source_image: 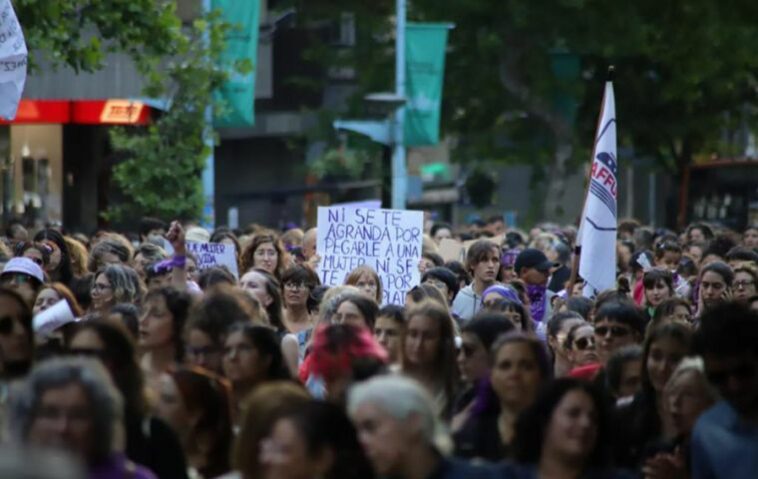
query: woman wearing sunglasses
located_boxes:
[14,241,51,271]
[565,321,599,371]
[1,257,45,308]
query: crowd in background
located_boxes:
[0,214,756,479]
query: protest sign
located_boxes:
[438,238,464,263]
[0,0,27,120]
[317,206,423,305]
[186,241,239,279]
[33,300,77,337]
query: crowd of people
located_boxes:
[0,215,756,479]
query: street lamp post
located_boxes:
[333,0,408,210]
[392,0,407,210]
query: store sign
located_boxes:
[99,100,144,123]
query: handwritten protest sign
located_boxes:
[317,206,423,305]
[187,241,239,279]
[0,0,27,120]
[33,300,77,337]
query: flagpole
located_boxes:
[567,65,615,296]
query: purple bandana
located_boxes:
[527,284,547,323]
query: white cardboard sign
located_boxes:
[317,206,423,305]
[33,300,77,336]
[186,241,239,279]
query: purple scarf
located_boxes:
[527,284,547,323]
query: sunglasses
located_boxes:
[0,273,33,285]
[574,336,595,350]
[594,325,631,338]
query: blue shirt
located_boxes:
[691,400,758,479]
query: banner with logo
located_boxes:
[212,0,259,127]
[577,81,618,297]
[404,23,450,146]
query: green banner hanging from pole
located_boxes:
[404,22,451,146]
[212,0,259,127]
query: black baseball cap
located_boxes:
[514,248,556,273]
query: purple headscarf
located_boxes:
[481,284,522,306]
[501,249,520,269]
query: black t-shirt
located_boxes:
[125,415,189,479]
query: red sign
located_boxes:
[0,99,152,125]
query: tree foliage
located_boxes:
[15,0,179,72]
[290,0,758,219]
[15,1,247,223]
[412,0,758,217]
[106,10,241,222]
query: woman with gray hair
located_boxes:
[9,357,156,479]
[348,375,499,479]
[88,237,132,273]
[90,264,143,315]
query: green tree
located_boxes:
[16,0,179,72]
[106,10,245,222]
[411,0,758,221]
[16,1,249,223]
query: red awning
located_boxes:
[0,99,153,125]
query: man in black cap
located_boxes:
[514,248,557,328]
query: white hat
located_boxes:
[2,257,44,283]
[185,226,211,243]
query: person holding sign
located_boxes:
[452,241,501,322]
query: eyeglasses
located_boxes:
[91,283,112,293]
[26,256,44,266]
[734,280,755,289]
[284,282,307,291]
[574,336,595,350]
[0,273,33,285]
[594,325,631,338]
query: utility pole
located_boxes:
[201,0,215,228]
[392,0,407,210]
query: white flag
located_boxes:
[577,81,617,297]
[0,0,27,120]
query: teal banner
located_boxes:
[213,0,259,127]
[404,23,451,146]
